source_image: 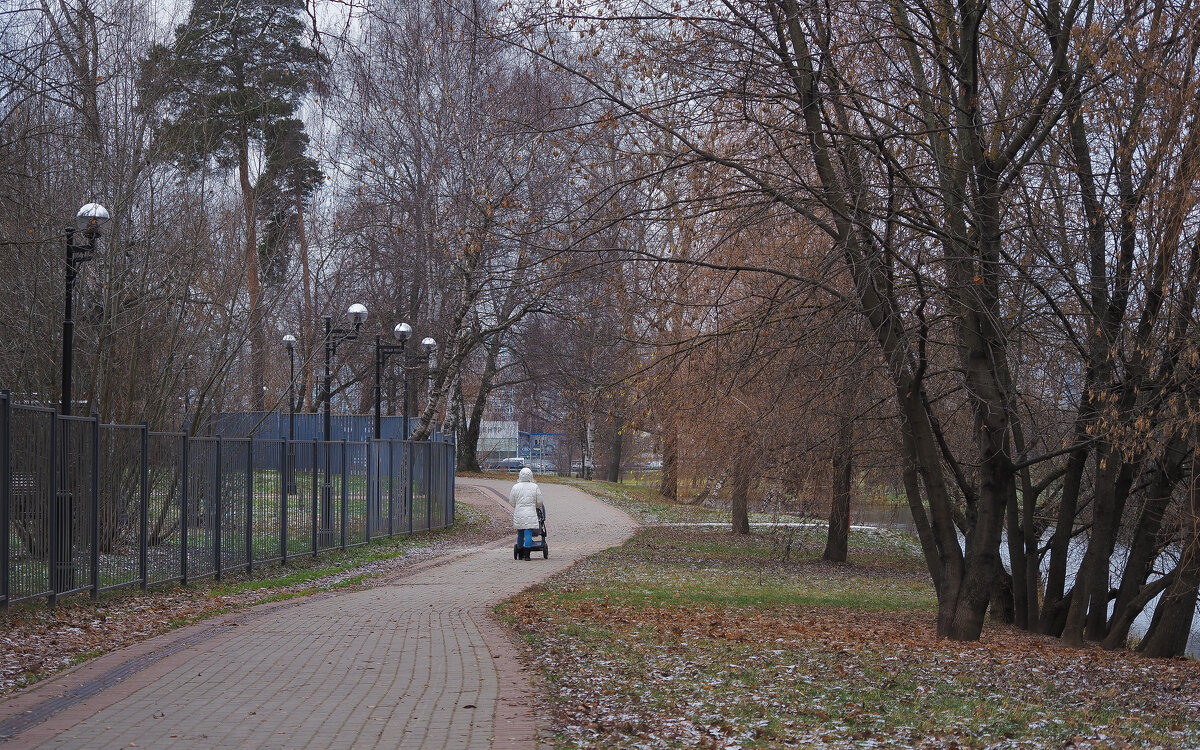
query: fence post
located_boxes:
[365,441,373,545]
[139,423,149,591]
[181,432,189,586]
[311,437,318,557]
[90,414,99,600]
[1,391,10,610]
[426,442,432,531]
[281,438,288,566]
[215,435,223,582]
[246,437,254,576]
[449,442,456,525]
[340,439,348,551]
[407,440,413,534]
[48,409,59,606]
[387,441,394,538]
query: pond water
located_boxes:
[854,503,1200,657]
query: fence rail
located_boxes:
[0,393,455,608]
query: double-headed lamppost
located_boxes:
[375,323,411,440]
[319,303,367,546]
[55,203,109,593]
[282,334,297,494]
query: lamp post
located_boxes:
[319,303,366,546]
[283,334,297,494]
[402,341,412,439]
[61,204,109,416]
[53,203,109,595]
[375,323,411,440]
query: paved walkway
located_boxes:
[0,479,637,749]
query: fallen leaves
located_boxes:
[502,527,1200,749]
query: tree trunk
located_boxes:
[585,418,595,479]
[606,419,623,482]
[1004,478,1028,628]
[442,371,463,438]
[1040,436,1090,634]
[1019,459,1042,630]
[1139,456,1200,658]
[660,428,678,501]
[239,133,265,411]
[730,462,751,535]
[1085,453,1135,640]
[296,193,315,412]
[459,417,482,472]
[1102,571,1177,651]
[1062,444,1131,645]
[897,384,968,637]
[455,336,503,471]
[1105,436,1187,648]
[823,415,852,562]
[1139,547,1200,658]
[989,568,1016,624]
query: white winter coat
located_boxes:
[510,468,545,530]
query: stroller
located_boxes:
[514,505,549,560]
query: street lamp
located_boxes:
[54,202,108,595]
[61,203,109,415]
[375,322,411,440]
[283,334,297,494]
[323,303,367,442]
[320,303,367,546]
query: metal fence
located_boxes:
[205,411,450,443]
[0,393,456,608]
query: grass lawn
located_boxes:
[500,493,1200,748]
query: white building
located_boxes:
[477,420,520,459]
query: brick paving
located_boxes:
[0,479,635,749]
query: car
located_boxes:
[482,456,526,471]
[496,456,527,472]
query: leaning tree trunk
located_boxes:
[1139,460,1200,658]
[1139,545,1200,658]
[1105,437,1187,648]
[1040,439,1090,634]
[1062,444,1129,645]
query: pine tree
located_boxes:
[139,0,326,410]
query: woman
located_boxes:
[510,467,544,560]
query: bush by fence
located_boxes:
[0,393,455,608]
